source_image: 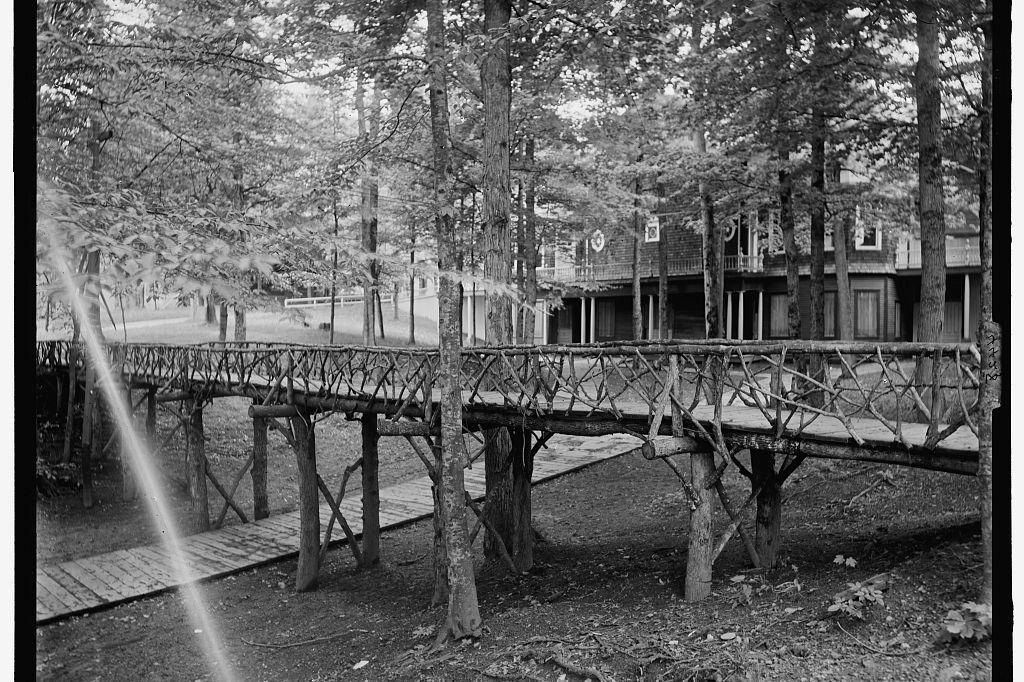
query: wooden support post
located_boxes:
[184,397,210,533]
[290,410,320,591]
[361,412,381,567]
[146,386,157,446]
[509,426,533,572]
[122,387,137,501]
[685,355,716,601]
[251,410,269,520]
[750,449,782,569]
[81,364,96,509]
[62,347,78,465]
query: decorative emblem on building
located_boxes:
[591,229,606,252]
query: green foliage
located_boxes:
[828,581,885,620]
[36,456,78,498]
[939,602,992,643]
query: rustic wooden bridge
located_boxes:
[36,338,981,614]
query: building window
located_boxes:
[824,292,836,338]
[597,300,615,338]
[854,225,881,250]
[540,244,555,269]
[770,294,788,337]
[824,229,834,252]
[854,290,880,338]
[894,301,902,339]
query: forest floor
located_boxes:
[35,399,992,681]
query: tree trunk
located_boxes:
[977,3,994,605]
[233,307,246,341]
[205,296,217,325]
[409,246,416,345]
[232,128,247,342]
[361,412,381,567]
[218,301,229,342]
[481,0,528,571]
[357,77,381,346]
[915,1,947,421]
[427,0,483,637]
[657,184,669,339]
[330,198,340,344]
[522,138,539,344]
[695,128,722,339]
[688,27,719,596]
[515,177,525,343]
[632,160,644,340]
[481,0,513,346]
[809,109,825,342]
[375,289,385,341]
[779,141,800,339]
[829,164,854,340]
[808,107,827,405]
[915,1,947,344]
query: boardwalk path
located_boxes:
[35,433,639,625]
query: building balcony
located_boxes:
[536,254,763,283]
[894,239,980,270]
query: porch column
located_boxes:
[738,290,745,341]
[758,291,764,341]
[726,292,733,339]
[589,297,596,343]
[647,294,655,339]
[962,274,971,340]
[542,300,549,345]
[580,297,587,343]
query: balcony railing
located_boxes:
[894,241,980,270]
[537,254,762,283]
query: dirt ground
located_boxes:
[36,408,993,681]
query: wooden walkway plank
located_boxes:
[37,568,90,612]
[36,436,640,624]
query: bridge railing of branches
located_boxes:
[36,339,980,452]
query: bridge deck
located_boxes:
[35,433,638,624]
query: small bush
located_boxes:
[938,602,992,643]
[828,580,885,620]
[36,456,78,497]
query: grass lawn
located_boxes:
[37,300,441,347]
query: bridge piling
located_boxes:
[290,410,320,591]
[251,408,269,520]
[121,386,137,502]
[360,412,381,567]
[145,387,156,447]
[750,450,782,569]
[184,397,210,533]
